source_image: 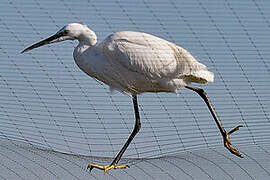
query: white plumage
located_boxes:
[73,27,214,94]
[22,23,242,173]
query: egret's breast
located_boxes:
[73,45,101,78]
[73,44,120,90]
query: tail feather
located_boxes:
[184,70,214,84]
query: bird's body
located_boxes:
[74,30,214,94]
[22,23,242,173]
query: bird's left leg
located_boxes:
[88,95,141,172]
[185,85,243,158]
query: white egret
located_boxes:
[22,23,242,172]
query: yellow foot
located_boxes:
[87,163,129,173]
[223,125,243,158]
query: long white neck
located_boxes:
[73,28,99,62]
[77,28,97,46]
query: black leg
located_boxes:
[110,94,141,165]
[88,95,142,172]
[185,85,243,158]
[185,85,226,135]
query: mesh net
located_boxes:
[0,0,270,179]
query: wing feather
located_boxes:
[100,31,214,88]
[100,32,180,79]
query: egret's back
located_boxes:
[97,31,214,94]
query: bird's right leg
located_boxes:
[185,85,243,158]
[88,95,141,172]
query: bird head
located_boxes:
[21,23,97,53]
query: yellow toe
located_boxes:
[88,163,129,173]
[222,125,243,158]
[224,135,242,158]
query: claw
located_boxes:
[223,125,243,158]
[227,125,243,136]
[87,163,129,173]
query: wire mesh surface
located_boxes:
[1,138,270,180]
[0,0,270,179]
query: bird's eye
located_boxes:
[60,30,69,36]
[63,30,69,35]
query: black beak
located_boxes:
[21,33,62,53]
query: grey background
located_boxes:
[0,0,269,179]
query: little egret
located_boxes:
[22,23,242,172]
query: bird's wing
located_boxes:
[100,31,213,83]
